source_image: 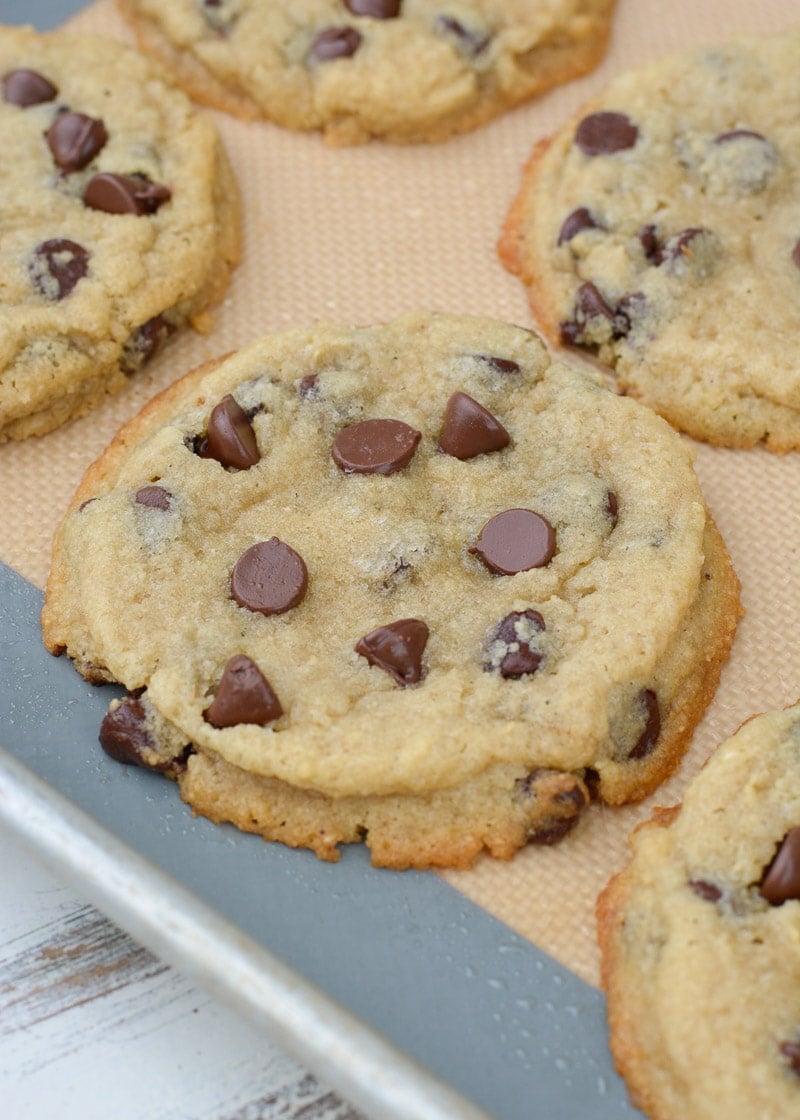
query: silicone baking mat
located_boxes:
[2,0,799,1115]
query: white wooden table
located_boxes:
[0,826,362,1120]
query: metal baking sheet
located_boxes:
[1,2,641,1116]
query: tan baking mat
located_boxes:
[4,0,799,987]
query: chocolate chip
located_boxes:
[45,110,108,172]
[120,315,172,375]
[299,373,320,399]
[628,689,661,759]
[480,355,521,375]
[639,224,664,264]
[514,769,588,844]
[560,281,632,346]
[780,1041,800,1075]
[470,509,555,575]
[83,172,171,215]
[135,485,172,510]
[434,15,490,55]
[605,490,619,524]
[760,828,800,905]
[793,239,800,270]
[355,618,429,686]
[99,696,153,767]
[203,655,283,727]
[488,610,545,678]
[332,418,421,475]
[714,128,768,145]
[201,394,260,470]
[663,227,707,262]
[29,238,89,300]
[558,207,603,245]
[689,879,723,902]
[231,538,308,615]
[575,111,638,156]
[439,392,509,460]
[2,68,57,106]
[345,0,401,16]
[310,26,363,61]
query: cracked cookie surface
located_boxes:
[500,31,800,450]
[42,311,740,868]
[117,0,615,144]
[598,706,800,1119]
[0,24,240,442]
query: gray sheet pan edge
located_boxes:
[0,564,639,1120]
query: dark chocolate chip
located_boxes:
[29,238,89,300]
[310,26,363,61]
[120,315,172,375]
[514,769,588,844]
[434,15,490,55]
[628,689,661,759]
[201,394,260,470]
[355,618,429,686]
[689,879,723,902]
[332,418,421,475]
[299,373,320,399]
[488,610,545,678]
[45,110,108,172]
[760,828,800,905]
[662,227,707,264]
[605,490,619,524]
[83,172,171,215]
[575,111,638,156]
[780,1041,800,1075]
[99,696,153,767]
[470,509,555,575]
[203,654,283,727]
[345,0,401,16]
[231,538,308,615]
[135,485,172,510]
[639,223,664,264]
[558,207,603,245]
[480,355,521,375]
[560,281,632,346]
[439,392,509,460]
[2,68,57,106]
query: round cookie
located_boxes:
[42,311,740,869]
[499,31,800,450]
[597,705,800,1120]
[117,0,616,145]
[0,25,240,442]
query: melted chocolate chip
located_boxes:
[310,26,363,61]
[628,689,661,759]
[558,207,603,245]
[780,1041,800,1075]
[332,418,421,475]
[46,110,108,172]
[639,224,664,264]
[231,538,308,615]
[204,655,283,727]
[2,68,57,106]
[480,355,521,375]
[29,238,89,300]
[575,111,638,156]
[201,394,260,470]
[689,879,723,902]
[83,172,171,215]
[135,485,172,510]
[355,618,429,686]
[514,769,588,844]
[439,392,509,460]
[760,828,800,905]
[489,610,546,678]
[560,281,632,346]
[120,315,172,375]
[99,696,153,767]
[470,509,555,575]
[345,0,400,16]
[434,15,490,55]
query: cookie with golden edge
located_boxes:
[500,31,800,450]
[43,311,740,868]
[118,0,616,144]
[0,24,240,442]
[598,705,800,1119]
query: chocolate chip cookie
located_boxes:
[499,31,800,450]
[598,705,800,1119]
[0,24,240,442]
[42,311,740,868]
[117,0,616,144]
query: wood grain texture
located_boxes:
[0,830,364,1120]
